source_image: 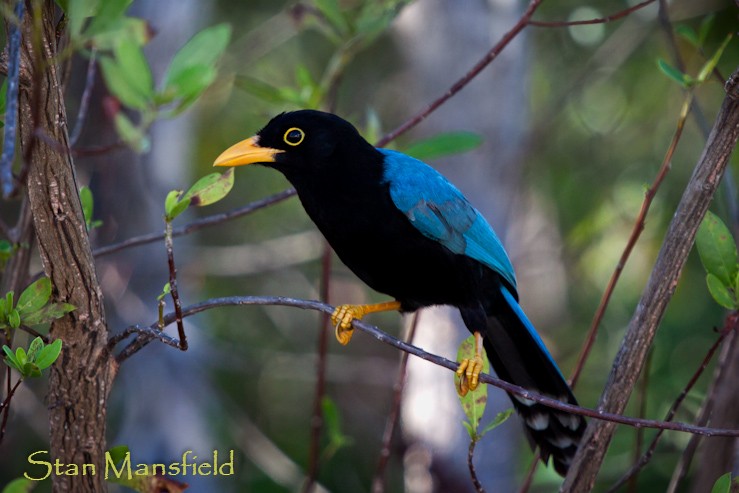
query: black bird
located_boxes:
[214,110,585,475]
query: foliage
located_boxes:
[0,278,75,332]
[696,211,739,309]
[3,337,62,379]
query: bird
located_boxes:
[213,109,585,476]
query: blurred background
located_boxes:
[2,0,738,491]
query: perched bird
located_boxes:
[214,110,585,475]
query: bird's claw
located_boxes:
[331,304,364,345]
[456,355,484,397]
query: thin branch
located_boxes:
[376,0,544,147]
[562,66,739,492]
[303,242,332,493]
[528,0,657,28]
[164,220,187,351]
[570,91,694,387]
[93,189,296,258]
[371,312,420,493]
[0,376,22,443]
[68,48,97,147]
[468,439,485,493]
[605,318,735,493]
[111,295,739,438]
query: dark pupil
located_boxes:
[287,130,302,143]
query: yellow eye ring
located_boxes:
[283,127,305,146]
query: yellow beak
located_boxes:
[213,136,283,167]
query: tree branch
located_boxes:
[561,66,739,492]
[110,295,739,438]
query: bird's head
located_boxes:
[213,110,375,178]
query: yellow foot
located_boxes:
[456,355,484,396]
[330,301,402,346]
[332,304,361,346]
[456,331,485,397]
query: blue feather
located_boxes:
[499,283,564,380]
[379,148,517,290]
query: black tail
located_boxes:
[472,284,586,476]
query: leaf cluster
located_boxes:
[2,337,62,379]
[0,278,75,332]
[696,211,739,310]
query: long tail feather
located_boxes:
[482,284,586,476]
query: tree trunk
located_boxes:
[18,2,114,491]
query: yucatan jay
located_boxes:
[214,110,585,475]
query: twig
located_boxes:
[528,0,657,27]
[164,220,187,351]
[303,242,332,493]
[0,376,23,444]
[375,0,544,147]
[606,318,735,493]
[665,327,739,493]
[93,189,296,258]
[569,91,694,387]
[0,0,25,198]
[110,295,739,437]
[371,312,420,493]
[68,48,97,146]
[562,66,739,492]
[468,439,485,493]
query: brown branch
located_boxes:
[570,91,693,387]
[111,295,739,438]
[561,66,739,492]
[528,0,657,27]
[606,318,735,493]
[468,439,486,493]
[164,220,187,351]
[371,312,420,493]
[303,242,332,493]
[375,0,544,147]
[93,188,296,257]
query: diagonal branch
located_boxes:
[561,66,739,492]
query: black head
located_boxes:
[213,110,378,179]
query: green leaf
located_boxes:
[26,337,44,362]
[0,240,14,261]
[22,303,76,327]
[698,14,716,47]
[234,76,290,104]
[66,0,99,39]
[675,25,699,47]
[461,420,475,439]
[696,211,738,286]
[160,65,216,115]
[164,191,190,221]
[8,309,20,329]
[80,186,94,229]
[706,273,736,309]
[113,38,154,101]
[404,132,484,161]
[2,345,19,369]
[657,59,693,87]
[1,477,35,493]
[157,282,171,301]
[697,34,732,84]
[163,24,231,91]
[21,362,41,378]
[90,17,151,50]
[315,0,350,36]
[16,278,52,316]
[182,169,235,207]
[84,0,132,37]
[15,347,27,367]
[321,396,351,449]
[479,408,513,438]
[100,56,150,110]
[710,472,732,493]
[114,113,150,153]
[35,339,63,370]
[456,335,490,434]
[107,445,130,466]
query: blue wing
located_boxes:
[379,149,517,290]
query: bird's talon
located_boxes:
[456,356,484,395]
[332,304,364,345]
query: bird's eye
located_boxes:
[283,127,305,146]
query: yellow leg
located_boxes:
[456,331,484,397]
[331,301,401,345]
